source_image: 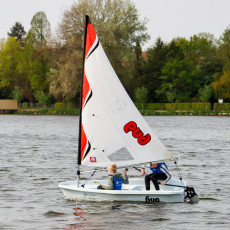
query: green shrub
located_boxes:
[164,103,209,111]
[165,103,172,110]
[34,92,55,105]
[135,102,144,110]
[54,102,66,110]
[191,103,209,110]
[135,87,148,104]
[21,102,29,109]
[146,103,165,110]
[164,103,186,110]
[67,102,76,109]
[38,109,49,113]
[214,103,230,111]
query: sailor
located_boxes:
[141,162,171,190]
[98,163,129,190]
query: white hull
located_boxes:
[59,178,186,203]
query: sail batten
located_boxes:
[79,16,174,168]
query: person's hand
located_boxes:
[97,184,102,189]
[141,168,145,175]
[124,168,128,175]
[161,182,166,186]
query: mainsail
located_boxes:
[79,16,173,167]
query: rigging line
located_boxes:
[81,169,98,188]
[81,168,106,174]
[174,158,183,181]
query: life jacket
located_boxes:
[109,175,123,190]
[149,162,168,174]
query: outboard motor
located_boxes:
[185,187,199,203]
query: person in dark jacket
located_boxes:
[98,163,129,190]
[141,162,171,190]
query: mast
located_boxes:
[77,15,89,187]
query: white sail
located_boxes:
[80,20,174,167]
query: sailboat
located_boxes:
[59,16,198,203]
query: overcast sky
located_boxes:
[1,0,230,49]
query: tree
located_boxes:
[159,59,203,102]
[59,0,149,48]
[47,43,82,102]
[34,91,54,105]
[177,34,221,77]
[132,40,144,90]
[26,11,51,94]
[166,40,184,60]
[166,85,176,103]
[141,38,167,102]
[12,86,23,103]
[0,37,33,101]
[152,35,221,102]
[198,85,214,102]
[47,68,62,101]
[28,11,51,48]
[135,86,148,109]
[8,22,26,42]
[16,38,34,101]
[0,37,21,89]
[218,26,230,71]
[48,56,80,102]
[212,71,230,101]
[56,0,149,100]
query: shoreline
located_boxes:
[3,109,229,116]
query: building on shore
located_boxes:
[0,100,18,114]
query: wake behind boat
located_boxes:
[59,15,199,203]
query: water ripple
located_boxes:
[0,115,230,229]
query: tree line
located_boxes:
[0,0,230,106]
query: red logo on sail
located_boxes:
[90,157,97,162]
[124,121,151,145]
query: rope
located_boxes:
[81,169,98,188]
[174,158,183,181]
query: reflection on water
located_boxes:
[0,115,230,229]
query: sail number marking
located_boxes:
[124,121,151,145]
[145,196,160,202]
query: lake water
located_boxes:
[1,115,230,229]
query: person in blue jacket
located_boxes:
[98,163,129,190]
[141,162,171,190]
